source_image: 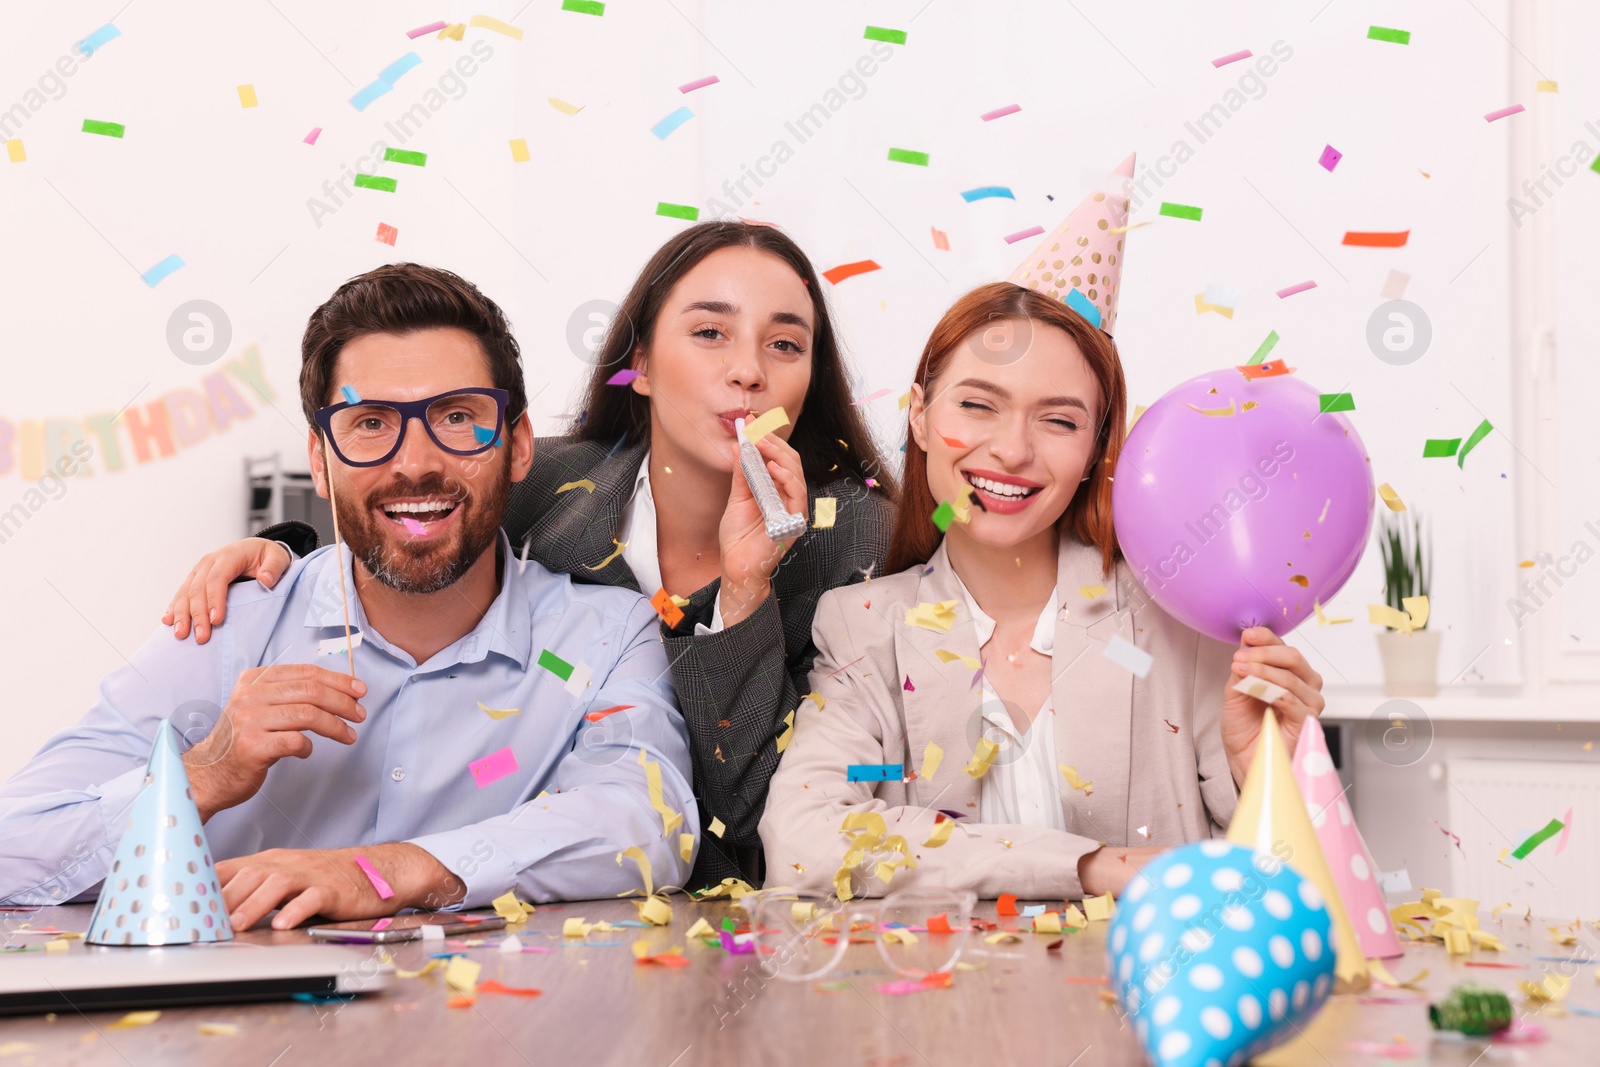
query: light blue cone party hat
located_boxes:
[85,720,234,945]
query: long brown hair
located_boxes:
[572,221,897,497]
[886,281,1127,576]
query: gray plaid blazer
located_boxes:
[265,435,891,891]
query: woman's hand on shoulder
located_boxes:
[1218,626,1325,785]
[718,433,808,626]
[162,538,293,643]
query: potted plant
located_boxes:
[1375,510,1439,696]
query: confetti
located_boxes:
[197,1023,238,1036]
[1064,288,1102,328]
[5,140,25,163]
[548,98,582,114]
[1004,226,1046,244]
[1238,358,1292,380]
[583,704,632,723]
[1342,230,1409,247]
[651,106,695,140]
[562,0,605,15]
[468,14,524,38]
[1536,80,1559,93]
[931,500,957,531]
[236,85,258,108]
[1484,104,1525,123]
[82,118,126,138]
[679,75,719,92]
[140,254,186,287]
[935,649,981,670]
[814,497,837,529]
[1319,392,1356,413]
[1082,892,1115,922]
[1078,584,1107,599]
[650,588,685,627]
[963,738,999,779]
[846,763,903,782]
[408,21,448,37]
[960,186,1015,202]
[478,978,544,995]
[302,127,322,145]
[1367,26,1411,45]
[1246,329,1280,364]
[557,479,597,494]
[375,222,398,246]
[1212,49,1252,67]
[1509,817,1565,860]
[980,104,1021,121]
[775,709,795,753]
[353,855,395,899]
[1102,634,1152,677]
[656,202,700,221]
[492,890,535,924]
[108,1011,162,1029]
[1556,808,1572,853]
[340,385,362,404]
[903,676,915,691]
[76,23,122,57]
[931,227,949,250]
[353,174,397,192]
[1378,483,1406,511]
[468,746,519,788]
[1232,675,1290,705]
[505,138,531,163]
[1158,202,1203,221]
[606,368,641,386]
[1059,764,1093,796]
[637,747,685,836]
[1319,144,1342,171]
[537,648,574,681]
[905,600,958,633]
[887,147,929,166]
[863,25,907,45]
[1458,418,1493,468]
[1194,293,1234,318]
[851,388,891,406]
[1423,437,1460,459]
[349,53,423,111]
[741,406,790,442]
[822,260,881,284]
[383,147,427,167]
[1381,270,1411,299]
[438,23,466,40]
[708,816,726,839]
[477,701,521,720]
[1277,280,1318,298]
[444,955,481,995]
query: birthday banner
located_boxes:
[0,345,274,481]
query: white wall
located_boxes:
[0,2,1534,791]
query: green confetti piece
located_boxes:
[655,201,700,221]
[1509,817,1564,859]
[864,26,907,45]
[81,119,125,138]
[1159,202,1203,221]
[537,648,574,681]
[1246,330,1280,365]
[1367,26,1411,45]
[1318,392,1356,413]
[721,917,736,932]
[1457,418,1493,469]
[353,173,397,192]
[1592,154,1600,175]
[1422,438,1461,459]
[931,500,956,532]
[383,147,427,167]
[562,0,605,15]
[887,148,929,166]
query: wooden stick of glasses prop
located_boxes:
[322,433,359,683]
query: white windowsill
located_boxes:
[1320,686,1600,724]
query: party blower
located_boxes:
[735,417,807,541]
[1111,366,1375,644]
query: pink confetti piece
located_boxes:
[303,127,322,145]
[371,917,394,931]
[679,75,720,93]
[407,21,448,38]
[400,516,426,535]
[1004,225,1045,244]
[353,855,396,899]
[852,388,892,406]
[1212,49,1253,68]
[469,745,519,788]
[719,929,755,954]
[1319,144,1342,171]
[930,227,949,251]
[1276,280,1318,298]
[1557,807,1572,853]
[375,222,398,246]
[903,676,915,691]
[979,104,1021,122]
[1484,104,1525,123]
[607,369,641,386]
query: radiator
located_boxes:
[1444,759,1600,919]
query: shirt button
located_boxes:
[391,767,405,782]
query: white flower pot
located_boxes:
[1377,629,1441,697]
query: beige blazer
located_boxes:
[759,534,1240,899]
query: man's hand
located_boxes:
[1219,626,1326,787]
[183,664,368,822]
[164,538,295,643]
[217,843,467,931]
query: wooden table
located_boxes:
[0,901,1592,1065]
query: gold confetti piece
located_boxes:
[1063,904,1088,928]
[556,479,597,494]
[587,537,626,570]
[1186,399,1237,417]
[43,939,68,954]
[985,931,1023,945]
[919,741,943,781]
[396,959,445,979]
[640,896,673,925]
[805,691,827,711]
[1442,928,1472,954]
[1127,403,1148,432]
[563,917,592,938]
[1402,595,1429,629]
[1368,959,1428,989]
[1231,675,1290,705]
[492,890,535,924]
[635,749,684,836]
[898,391,912,410]
[549,97,582,114]
[5,140,25,163]
[1082,892,1116,922]
[686,917,715,938]
[1314,599,1351,625]
[1368,603,1413,632]
[1521,973,1571,1001]
[842,811,887,837]
[1078,584,1107,599]
[881,927,918,946]
[834,865,854,902]
[810,496,839,531]
[236,85,258,108]
[509,138,531,162]
[790,901,817,923]
[775,708,795,753]
[438,22,466,40]
[1536,80,1559,92]
[708,816,726,838]
[935,648,981,670]
[964,738,999,779]
[108,1011,162,1030]
[1059,764,1094,796]
[905,599,959,633]
[1377,483,1406,511]
[197,1023,238,1037]
[1288,574,1309,588]
[679,833,694,863]
[741,406,790,443]
[1193,293,1235,318]
[1108,220,1156,234]
[468,13,524,38]
[444,956,481,995]
[477,700,521,719]
[923,816,956,848]
[1034,912,1062,934]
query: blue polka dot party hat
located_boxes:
[85,720,233,946]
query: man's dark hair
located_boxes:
[300,263,527,431]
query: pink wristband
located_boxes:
[353,854,395,900]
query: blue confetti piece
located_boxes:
[1021,904,1046,918]
[472,424,502,447]
[349,52,424,111]
[140,254,186,288]
[340,385,361,404]
[1064,287,1102,329]
[960,186,1016,203]
[846,763,903,782]
[651,106,695,140]
[77,23,121,57]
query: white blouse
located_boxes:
[953,576,1067,830]
[617,450,726,634]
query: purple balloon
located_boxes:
[1111,368,1374,643]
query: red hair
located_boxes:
[886,282,1128,576]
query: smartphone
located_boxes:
[307,913,507,943]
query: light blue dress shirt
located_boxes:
[0,533,698,909]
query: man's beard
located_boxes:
[334,463,510,595]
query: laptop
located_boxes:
[0,943,393,1016]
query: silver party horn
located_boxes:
[736,418,808,541]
